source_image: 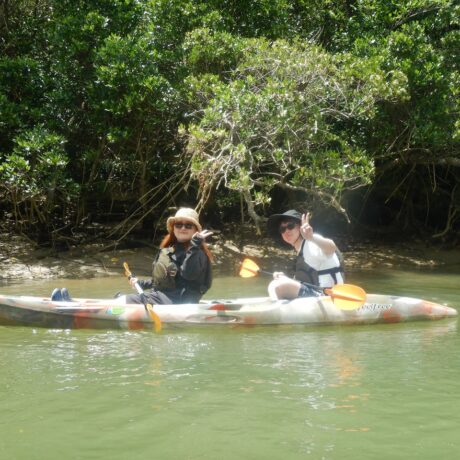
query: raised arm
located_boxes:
[300,213,337,256]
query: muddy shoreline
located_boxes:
[1,230,459,282]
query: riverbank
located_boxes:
[1,229,459,282]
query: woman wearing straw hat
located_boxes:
[266,210,344,300]
[121,208,213,305]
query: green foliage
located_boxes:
[184,28,245,75]
[0,126,79,227]
[184,39,408,220]
[0,56,46,150]
[0,0,458,240]
[93,34,177,117]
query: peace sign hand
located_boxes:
[300,212,313,240]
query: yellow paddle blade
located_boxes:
[123,261,162,332]
[123,261,132,278]
[324,284,366,310]
[146,304,162,333]
[239,258,260,278]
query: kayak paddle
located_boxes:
[239,258,366,310]
[123,262,162,332]
[239,258,272,277]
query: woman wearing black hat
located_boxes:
[266,210,344,300]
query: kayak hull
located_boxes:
[0,293,456,330]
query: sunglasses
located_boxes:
[174,222,195,230]
[279,221,298,234]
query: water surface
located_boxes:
[1,268,459,459]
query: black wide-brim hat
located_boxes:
[266,209,302,240]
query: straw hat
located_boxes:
[166,208,202,233]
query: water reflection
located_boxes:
[329,353,362,388]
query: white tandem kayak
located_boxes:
[0,292,456,330]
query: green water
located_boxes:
[1,269,459,459]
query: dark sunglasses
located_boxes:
[279,221,298,234]
[174,222,195,230]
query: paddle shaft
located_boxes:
[132,280,144,295]
[123,262,162,332]
[126,273,149,304]
[124,264,149,301]
[123,263,144,294]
